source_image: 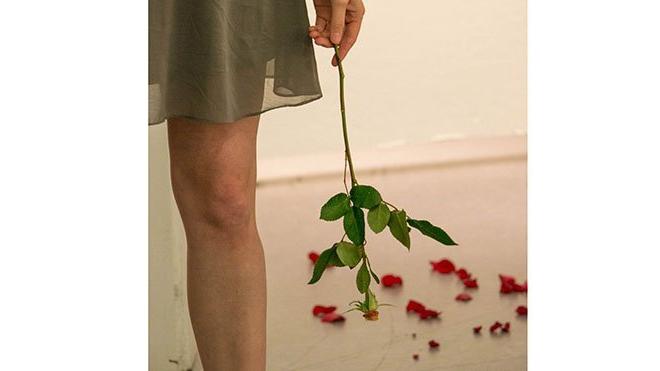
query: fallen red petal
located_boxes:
[455,268,471,280]
[308,252,319,263]
[430,258,456,274]
[516,305,527,316]
[513,283,526,292]
[463,278,479,288]
[502,322,511,333]
[428,340,440,349]
[499,274,526,294]
[500,282,513,293]
[320,312,345,323]
[406,300,426,313]
[412,354,419,361]
[489,321,503,333]
[312,305,337,317]
[419,309,440,320]
[455,293,472,302]
[381,274,403,287]
[473,325,483,334]
[499,274,516,285]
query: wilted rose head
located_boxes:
[362,310,379,321]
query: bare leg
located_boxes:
[167,116,266,371]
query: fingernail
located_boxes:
[331,32,341,44]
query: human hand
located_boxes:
[308,0,366,66]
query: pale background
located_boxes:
[150,0,526,370]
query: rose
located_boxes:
[307,46,458,320]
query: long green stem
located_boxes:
[333,45,358,186]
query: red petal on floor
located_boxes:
[428,340,440,349]
[499,274,516,285]
[430,258,455,274]
[412,354,419,361]
[463,278,479,288]
[516,305,527,316]
[499,274,516,293]
[419,309,440,320]
[502,322,511,333]
[308,252,319,263]
[312,305,337,316]
[381,274,403,287]
[455,293,473,302]
[473,325,483,334]
[489,321,503,333]
[320,312,345,323]
[455,268,471,280]
[521,281,528,292]
[513,283,526,292]
[406,300,426,313]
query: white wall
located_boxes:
[258,0,526,160]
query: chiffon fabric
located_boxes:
[149,0,323,125]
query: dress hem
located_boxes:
[148,93,323,126]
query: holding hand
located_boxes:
[308,0,366,66]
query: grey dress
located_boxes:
[149,0,323,125]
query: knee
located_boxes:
[203,186,253,231]
[173,172,254,233]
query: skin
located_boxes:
[168,116,266,371]
[167,2,366,370]
[309,0,366,65]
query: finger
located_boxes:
[333,19,362,65]
[330,0,348,44]
[308,26,330,39]
[315,16,328,33]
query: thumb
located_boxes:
[330,0,348,44]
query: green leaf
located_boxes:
[336,241,363,268]
[367,203,390,233]
[350,185,382,209]
[343,206,365,245]
[388,209,411,249]
[356,260,371,293]
[407,218,458,246]
[308,246,334,284]
[319,193,351,221]
[327,249,346,267]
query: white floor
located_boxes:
[149,131,527,371]
[257,145,527,370]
